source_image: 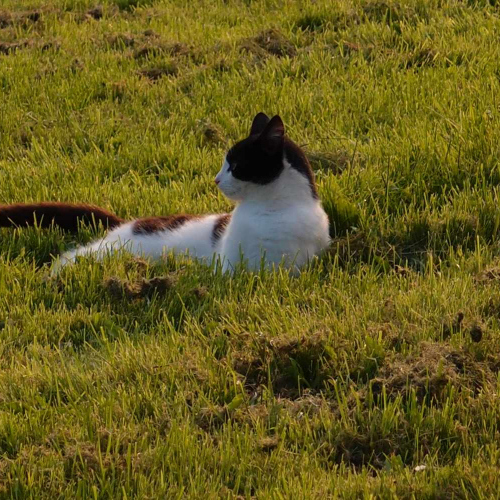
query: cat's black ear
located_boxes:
[250,112,270,135]
[259,115,284,154]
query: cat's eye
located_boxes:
[228,163,235,172]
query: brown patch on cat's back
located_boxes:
[132,214,200,235]
[212,214,231,246]
[284,139,318,199]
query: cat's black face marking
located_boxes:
[225,113,318,198]
[226,114,285,185]
[226,138,284,185]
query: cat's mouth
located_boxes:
[215,182,242,201]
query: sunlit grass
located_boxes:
[1,0,500,497]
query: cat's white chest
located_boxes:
[219,201,330,271]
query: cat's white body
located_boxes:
[57,159,330,272]
[58,215,220,268]
[216,159,330,271]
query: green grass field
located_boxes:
[2,0,500,497]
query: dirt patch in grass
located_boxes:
[106,31,193,58]
[103,275,176,300]
[86,5,104,20]
[193,390,398,470]
[0,40,30,55]
[71,58,84,72]
[138,63,178,81]
[280,393,333,417]
[64,443,104,476]
[441,312,486,343]
[106,32,137,48]
[143,29,158,38]
[342,41,375,57]
[393,264,411,276]
[367,319,411,351]
[209,56,234,74]
[469,323,483,343]
[480,296,500,325]
[370,342,495,403]
[232,331,334,397]
[63,442,129,478]
[134,41,191,59]
[0,38,59,55]
[294,13,331,32]
[333,430,394,469]
[195,393,333,433]
[139,276,176,295]
[194,393,265,432]
[475,266,500,283]
[191,286,208,299]
[40,40,60,52]
[441,311,465,340]
[124,256,149,273]
[241,29,297,58]
[195,405,228,431]
[196,120,226,146]
[401,48,439,69]
[0,10,41,28]
[171,358,211,385]
[257,436,279,452]
[232,352,263,386]
[114,0,154,11]
[107,80,128,100]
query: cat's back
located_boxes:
[105,213,229,260]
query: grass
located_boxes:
[1,0,500,497]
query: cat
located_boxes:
[0,113,331,273]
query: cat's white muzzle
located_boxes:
[215,159,245,201]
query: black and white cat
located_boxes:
[0,113,330,273]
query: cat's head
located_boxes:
[215,113,317,201]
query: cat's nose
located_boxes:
[215,178,220,185]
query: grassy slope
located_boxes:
[1,0,500,497]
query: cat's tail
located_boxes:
[0,202,124,233]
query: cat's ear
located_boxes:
[250,112,270,135]
[259,115,284,154]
